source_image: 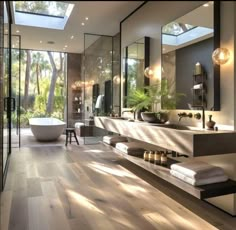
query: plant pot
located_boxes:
[156,112,169,124]
[135,108,148,121]
[141,112,158,123]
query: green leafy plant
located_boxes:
[126,79,185,111]
[126,88,152,111]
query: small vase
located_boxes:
[206,115,216,130]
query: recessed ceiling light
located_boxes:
[65,45,68,48]
[63,47,66,50]
[40,41,42,43]
[16,30,20,33]
[81,22,85,26]
[203,3,209,7]
[70,35,74,39]
[13,44,15,48]
[85,17,88,20]
[5,29,8,33]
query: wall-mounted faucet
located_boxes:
[192,105,205,129]
[177,112,193,122]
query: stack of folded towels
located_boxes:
[170,161,228,186]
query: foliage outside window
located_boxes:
[9,49,66,127]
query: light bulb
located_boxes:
[144,67,154,78]
[212,48,230,65]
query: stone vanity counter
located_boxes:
[94,116,236,157]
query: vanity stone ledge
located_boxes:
[94,116,236,157]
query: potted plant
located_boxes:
[125,79,185,122]
[125,88,151,120]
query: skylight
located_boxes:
[162,22,196,36]
[15,1,69,18]
[13,1,74,30]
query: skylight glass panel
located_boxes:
[15,1,69,18]
[13,1,74,30]
[162,22,196,36]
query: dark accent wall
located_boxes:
[176,37,214,110]
[104,80,112,113]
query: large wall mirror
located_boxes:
[123,37,150,106]
[161,1,220,111]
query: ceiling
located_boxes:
[10,1,144,53]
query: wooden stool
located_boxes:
[65,128,79,146]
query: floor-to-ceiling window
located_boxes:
[11,35,21,148]
[1,1,12,189]
[17,50,67,146]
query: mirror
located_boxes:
[161,1,220,111]
[123,37,150,106]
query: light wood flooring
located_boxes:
[1,143,236,230]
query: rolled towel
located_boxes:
[103,135,128,145]
[170,161,225,180]
[115,142,146,156]
[170,169,228,186]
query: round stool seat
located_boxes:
[66,128,76,131]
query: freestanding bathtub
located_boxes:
[29,117,66,141]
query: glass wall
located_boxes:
[2,1,11,179]
[83,34,114,144]
[11,35,21,148]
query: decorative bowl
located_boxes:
[141,112,158,123]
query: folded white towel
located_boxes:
[170,170,229,186]
[170,170,228,186]
[103,135,128,145]
[170,161,225,180]
[115,142,145,156]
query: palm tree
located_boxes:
[31,51,44,95]
[23,50,31,110]
[46,52,64,115]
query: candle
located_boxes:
[195,62,202,75]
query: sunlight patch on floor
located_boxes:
[84,149,103,153]
[118,181,147,195]
[87,161,136,178]
[66,189,104,215]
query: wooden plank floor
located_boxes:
[1,143,236,230]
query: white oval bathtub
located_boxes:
[29,117,66,141]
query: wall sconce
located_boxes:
[113,75,124,84]
[144,66,154,78]
[71,80,95,90]
[212,48,230,65]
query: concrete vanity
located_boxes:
[94,116,236,157]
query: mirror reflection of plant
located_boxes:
[160,78,185,110]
